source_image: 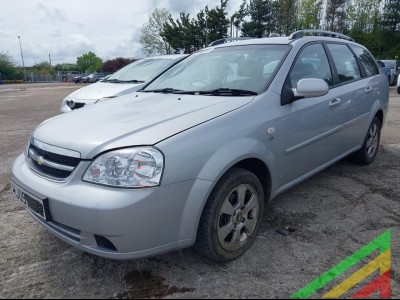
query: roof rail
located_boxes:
[209,37,255,47]
[289,29,354,42]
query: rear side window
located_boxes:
[350,45,379,77]
[327,44,361,84]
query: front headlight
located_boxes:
[83,147,164,188]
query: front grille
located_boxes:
[31,144,80,167]
[28,143,81,181]
[32,163,73,179]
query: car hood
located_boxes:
[68,81,143,101]
[34,93,254,158]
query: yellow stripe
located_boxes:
[322,249,391,299]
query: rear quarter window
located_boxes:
[350,45,379,77]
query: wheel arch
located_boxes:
[178,150,274,243]
[374,109,384,127]
[232,158,272,201]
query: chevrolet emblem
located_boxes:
[37,156,45,165]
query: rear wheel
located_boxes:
[195,168,264,262]
[352,117,381,165]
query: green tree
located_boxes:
[241,0,276,37]
[325,0,349,33]
[382,0,400,31]
[32,61,54,75]
[381,0,400,58]
[161,0,230,53]
[232,0,248,31]
[162,13,199,53]
[275,0,298,35]
[76,52,103,73]
[54,63,79,72]
[204,0,230,44]
[346,0,383,55]
[0,52,17,80]
[139,8,172,56]
[298,0,323,29]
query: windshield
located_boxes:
[382,60,396,69]
[106,58,172,82]
[143,44,290,94]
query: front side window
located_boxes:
[289,43,333,88]
[327,44,361,83]
[143,45,290,95]
[350,45,379,77]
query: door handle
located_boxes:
[329,98,342,108]
[365,87,373,94]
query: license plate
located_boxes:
[10,180,49,221]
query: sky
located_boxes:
[0,0,242,67]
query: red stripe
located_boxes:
[351,270,391,299]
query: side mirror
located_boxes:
[293,78,329,99]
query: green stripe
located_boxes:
[291,230,391,299]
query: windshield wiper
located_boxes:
[142,88,184,94]
[198,88,258,96]
[142,88,257,96]
[103,79,145,83]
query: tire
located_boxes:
[195,168,264,262]
[352,117,381,165]
[397,86,400,94]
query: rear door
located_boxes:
[326,43,378,151]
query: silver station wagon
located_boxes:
[11,30,389,262]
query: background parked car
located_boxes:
[81,74,91,83]
[377,60,390,84]
[88,73,109,83]
[72,76,83,84]
[397,74,400,94]
[381,59,400,86]
[60,54,187,113]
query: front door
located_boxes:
[279,43,344,186]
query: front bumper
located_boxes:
[11,154,212,259]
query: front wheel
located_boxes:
[195,168,264,262]
[352,117,381,165]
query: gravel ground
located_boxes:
[0,83,399,298]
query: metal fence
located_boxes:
[26,72,87,83]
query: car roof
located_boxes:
[212,36,363,47]
[209,30,367,50]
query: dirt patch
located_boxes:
[113,270,194,299]
[0,183,10,196]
